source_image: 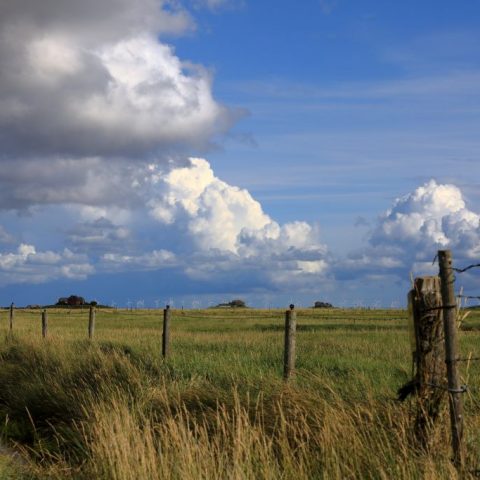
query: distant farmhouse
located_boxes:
[313,301,334,308]
[56,295,86,306]
[215,299,247,308]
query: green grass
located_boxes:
[0,307,479,478]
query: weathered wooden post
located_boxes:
[88,306,95,340]
[438,249,464,468]
[162,305,171,359]
[9,303,14,334]
[42,309,48,339]
[283,304,296,380]
[401,276,446,447]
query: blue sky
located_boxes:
[0,0,479,308]
[188,1,480,221]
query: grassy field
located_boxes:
[0,307,479,479]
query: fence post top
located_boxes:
[437,249,452,260]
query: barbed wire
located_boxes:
[9,311,40,316]
[432,254,480,274]
[425,354,480,363]
[423,304,457,312]
[22,311,88,316]
[452,263,480,273]
[176,314,285,321]
[426,382,468,393]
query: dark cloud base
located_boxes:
[0,268,407,309]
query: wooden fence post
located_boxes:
[162,305,171,359]
[42,309,48,339]
[284,304,296,380]
[401,276,446,447]
[438,249,464,468]
[9,303,14,334]
[88,306,95,340]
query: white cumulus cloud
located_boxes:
[0,244,94,285]
[145,158,330,287]
[371,180,480,257]
[340,180,480,281]
[147,158,327,258]
[148,158,272,252]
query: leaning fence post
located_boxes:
[284,304,296,380]
[401,276,445,447]
[9,303,14,334]
[438,249,464,469]
[162,305,171,358]
[88,306,95,340]
[42,309,48,339]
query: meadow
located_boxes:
[0,307,480,479]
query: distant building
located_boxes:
[214,299,247,308]
[56,295,86,306]
[314,301,333,308]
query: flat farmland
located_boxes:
[0,307,480,479]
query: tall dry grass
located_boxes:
[84,380,463,480]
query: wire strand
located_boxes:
[452,263,480,273]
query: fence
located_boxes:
[4,303,303,381]
[402,249,480,470]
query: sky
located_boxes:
[0,0,479,308]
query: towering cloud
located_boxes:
[148,158,272,252]
[143,158,329,285]
[371,180,480,258]
[342,180,480,281]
